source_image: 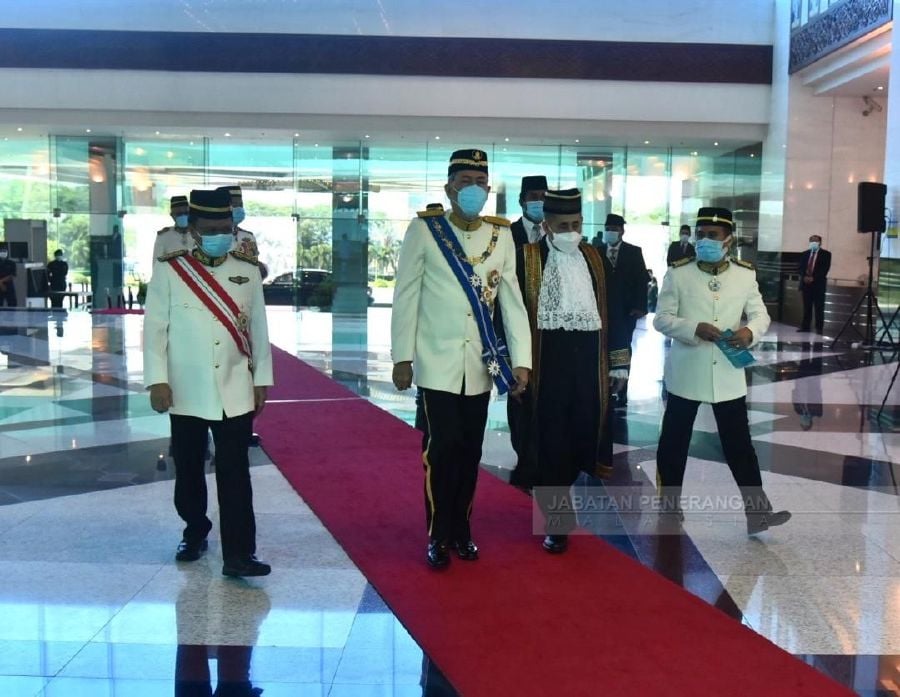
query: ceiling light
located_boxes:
[364,134,370,139]
[644,140,650,145]
[877,85,885,91]
[16,127,22,132]
[434,136,440,140]
[155,131,160,135]
[224,132,231,137]
[85,129,92,133]
[575,139,580,143]
[294,132,300,137]
[750,153,755,157]
[504,137,509,142]
[714,141,719,146]
[134,147,146,155]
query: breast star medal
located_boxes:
[708,277,721,292]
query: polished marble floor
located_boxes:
[2,306,900,695]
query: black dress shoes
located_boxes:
[426,541,450,569]
[452,540,479,561]
[175,538,208,562]
[222,556,272,577]
[542,534,569,554]
[747,509,792,536]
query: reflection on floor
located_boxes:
[1,307,900,695]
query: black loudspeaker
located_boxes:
[858,182,887,232]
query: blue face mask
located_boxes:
[809,241,820,252]
[199,233,233,258]
[454,185,488,218]
[231,206,245,225]
[524,200,544,222]
[603,230,620,245]
[174,214,189,228]
[695,237,729,263]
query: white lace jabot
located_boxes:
[537,244,602,331]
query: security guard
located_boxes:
[144,187,274,577]
[217,186,269,280]
[391,149,532,568]
[152,195,192,264]
[653,207,790,535]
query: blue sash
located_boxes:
[423,215,516,395]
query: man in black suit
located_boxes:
[595,213,648,407]
[667,224,695,265]
[510,176,548,247]
[798,234,831,334]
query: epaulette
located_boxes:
[417,208,444,218]
[732,258,756,271]
[669,257,693,268]
[156,226,174,235]
[229,250,259,266]
[157,249,188,262]
[483,215,510,227]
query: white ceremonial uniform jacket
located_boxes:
[391,212,532,395]
[143,251,274,421]
[653,258,770,404]
[152,226,193,265]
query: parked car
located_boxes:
[262,269,374,307]
[263,269,331,306]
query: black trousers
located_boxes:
[657,393,768,512]
[420,388,490,543]
[534,329,600,534]
[170,411,256,561]
[801,283,826,332]
[0,285,16,307]
[49,291,65,309]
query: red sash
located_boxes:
[168,254,253,367]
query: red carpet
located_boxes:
[92,308,144,315]
[256,347,853,697]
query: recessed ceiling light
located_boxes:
[16,127,22,132]
[504,137,509,142]
[714,141,719,146]
[644,140,650,144]
[435,136,440,140]
[224,132,231,137]
[877,85,885,91]
[691,151,698,156]
[294,132,300,137]
[364,134,370,139]
[155,131,160,135]
[189,141,194,146]
[749,153,755,158]
[314,144,318,147]
[575,139,580,143]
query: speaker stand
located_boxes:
[830,230,895,350]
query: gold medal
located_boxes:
[708,277,721,292]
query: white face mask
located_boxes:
[551,231,581,254]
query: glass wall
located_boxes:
[0,136,765,307]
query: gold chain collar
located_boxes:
[435,217,499,267]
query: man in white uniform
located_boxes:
[144,188,274,576]
[218,185,268,280]
[654,207,790,535]
[152,195,192,264]
[391,149,532,568]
